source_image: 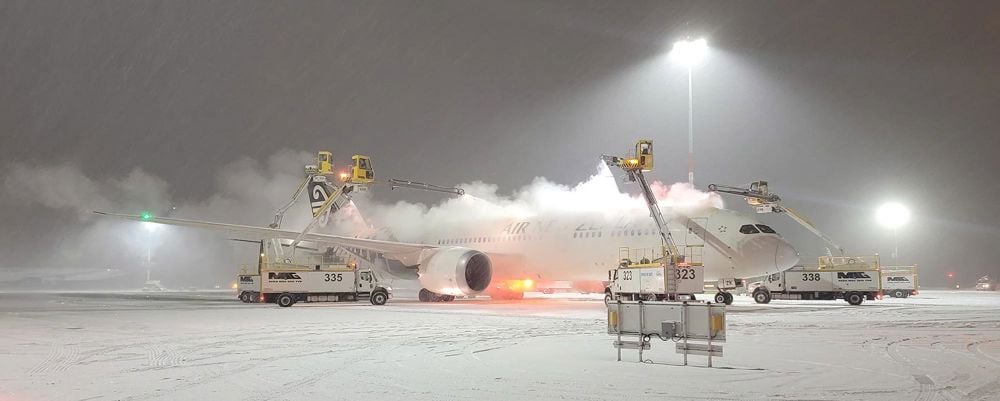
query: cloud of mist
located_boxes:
[2,152,723,288]
[348,162,724,243]
[1,150,317,287]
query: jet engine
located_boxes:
[417,247,493,296]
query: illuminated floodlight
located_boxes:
[876,202,911,229]
[670,38,708,67]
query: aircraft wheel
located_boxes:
[714,292,727,304]
[370,291,388,306]
[276,293,295,307]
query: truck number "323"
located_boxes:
[675,268,696,280]
[324,273,344,282]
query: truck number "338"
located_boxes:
[801,273,821,281]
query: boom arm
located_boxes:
[777,206,844,257]
[601,155,682,262]
[387,178,465,196]
[269,175,311,229]
[708,182,844,256]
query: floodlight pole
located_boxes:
[146,232,152,282]
[892,227,898,266]
[687,65,694,185]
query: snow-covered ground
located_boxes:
[1,290,998,401]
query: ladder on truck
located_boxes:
[602,140,684,297]
[708,181,844,256]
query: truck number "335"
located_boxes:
[324,273,344,282]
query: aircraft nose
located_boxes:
[775,240,799,271]
[736,236,800,276]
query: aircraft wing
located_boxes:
[93,211,433,264]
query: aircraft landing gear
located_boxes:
[419,288,455,302]
[714,292,734,305]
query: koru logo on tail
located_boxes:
[308,182,329,217]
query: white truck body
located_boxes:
[753,267,881,305]
[237,263,389,306]
[261,270,367,293]
[880,266,919,297]
[607,265,705,301]
[237,274,260,295]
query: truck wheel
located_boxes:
[846,292,864,305]
[276,293,295,307]
[443,295,455,302]
[239,292,251,303]
[753,290,771,304]
[723,292,734,305]
[604,292,613,305]
[418,288,433,302]
[370,291,388,306]
[891,289,905,298]
[900,291,909,298]
[714,292,727,304]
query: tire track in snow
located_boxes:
[966,339,1000,366]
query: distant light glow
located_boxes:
[140,211,153,220]
[876,202,911,229]
[670,38,708,67]
[142,222,158,232]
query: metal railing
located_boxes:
[817,254,880,270]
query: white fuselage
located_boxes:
[410,206,799,284]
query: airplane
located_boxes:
[95,197,799,303]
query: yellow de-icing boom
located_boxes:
[270,151,465,255]
[708,181,846,256]
[601,140,683,264]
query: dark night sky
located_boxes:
[1,0,998,287]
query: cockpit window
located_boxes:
[739,224,760,234]
[756,224,776,234]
